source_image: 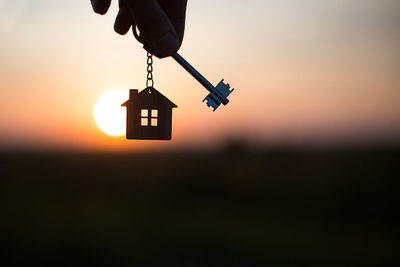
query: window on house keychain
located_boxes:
[120,24,234,140]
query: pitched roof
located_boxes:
[122,87,177,108]
[138,87,177,108]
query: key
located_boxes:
[131,26,233,111]
[172,53,234,111]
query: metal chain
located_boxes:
[146,52,154,89]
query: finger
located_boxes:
[159,0,187,44]
[124,0,180,58]
[114,7,133,35]
[91,0,112,15]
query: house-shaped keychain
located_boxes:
[121,87,177,140]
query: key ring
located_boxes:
[132,24,142,43]
[132,24,155,55]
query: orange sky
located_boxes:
[0,0,399,151]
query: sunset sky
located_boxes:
[0,0,399,151]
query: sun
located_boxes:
[94,89,129,136]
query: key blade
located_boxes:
[203,93,221,111]
[203,79,234,111]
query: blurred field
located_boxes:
[0,144,399,266]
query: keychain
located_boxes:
[121,26,234,140]
[121,52,177,140]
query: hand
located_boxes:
[91,0,187,58]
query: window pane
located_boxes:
[141,109,148,117]
[151,109,158,117]
[151,118,158,126]
[141,118,148,126]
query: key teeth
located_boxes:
[203,94,220,111]
[215,79,233,98]
[203,79,234,111]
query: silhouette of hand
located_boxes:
[91,0,187,58]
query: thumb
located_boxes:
[124,0,180,58]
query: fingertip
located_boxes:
[91,0,111,15]
[114,7,132,35]
[114,22,131,35]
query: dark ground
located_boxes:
[0,144,399,266]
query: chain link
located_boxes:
[146,52,154,89]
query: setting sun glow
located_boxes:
[94,89,129,136]
[1,1,400,151]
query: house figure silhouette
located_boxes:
[121,88,177,140]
